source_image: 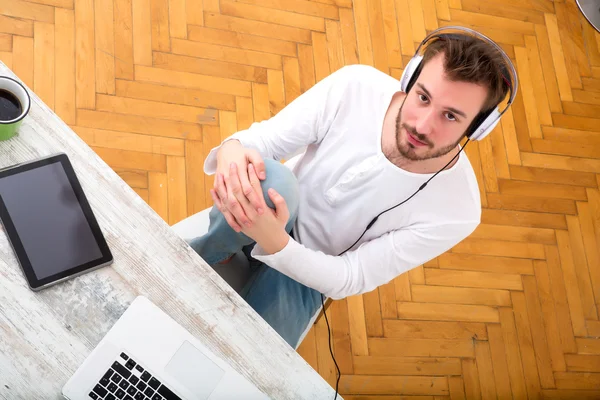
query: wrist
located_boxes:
[259,229,290,255]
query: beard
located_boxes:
[394,101,464,161]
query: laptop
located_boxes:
[62,296,270,400]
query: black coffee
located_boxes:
[0,89,22,121]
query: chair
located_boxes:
[170,150,329,349]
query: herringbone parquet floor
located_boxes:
[2,0,600,398]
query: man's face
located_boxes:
[395,53,489,161]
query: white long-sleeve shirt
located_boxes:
[204,64,481,300]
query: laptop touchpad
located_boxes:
[165,340,225,399]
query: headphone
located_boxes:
[324,27,519,399]
[400,26,518,141]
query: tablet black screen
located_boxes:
[0,159,104,280]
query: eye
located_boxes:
[418,93,429,103]
[445,112,457,122]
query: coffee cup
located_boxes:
[0,76,31,141]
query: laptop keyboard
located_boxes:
[87,352,182,400]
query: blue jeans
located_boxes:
[188,159,322,349]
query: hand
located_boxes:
[211,163,290,254]
[215,140,266,224]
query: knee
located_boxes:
[260,159,299,215]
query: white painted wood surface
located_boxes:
[0,62,336,400]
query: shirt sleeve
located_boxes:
[250,219,480,300]
[203,65,358,175]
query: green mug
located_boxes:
[0,76,31,141]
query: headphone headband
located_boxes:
[399,26,519,141]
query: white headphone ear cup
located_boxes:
[470,108,501,141]
[400,55,424,92]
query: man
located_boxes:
[189,29,513,349]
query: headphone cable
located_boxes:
[323,137,471,400]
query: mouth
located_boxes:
[406,130,428,147]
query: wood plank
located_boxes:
[510,163,598,187]
[534,24,562,113]
[339,375,449,396]
[352,0,373,66]
[422,0,438,31]
[565,355,600,372]
[325,20,344,74]
[282,56,301,105]
[132,0,152,66]
[186,0,204,26]
[487,192,577,215]
[525,35,552,125]
[312,31,330,82]
[235,96,254,131]
[26,0,74,7]
[383,319,488,340]
[330,298,354,375]
[0,51,12,69]
[0,15,33,37]
[522,275,556,388]
[438,19,525,47]
[542,389,600,399]
[572,89,600,105]
[449,9,535,35]
[435,0,450,21]
[521,152,600,174]
[479,128,498,192]
[0,34,11,52]
[367,0,388,73]
[491,125,509,179]
[474,340,496,400]
[12,36,33,88]
[92,147,167,172]
[498,179,587,201]
[353,355,461,375]
[201,126,221,201]
[487,324,513,400]
[171,38,282,69]
[166,156,187,225]
[464,140,487,208]
[451,238,546,259]
[296,329,318,371]
[33,22,54,110]
[461,0,544,24]
[347,294,368,356]
[220,0,325,32]
[95,94,217,125]
[438,253,534,275]
[533,260,567,372]
[116,79,235,111]
[395,0,415,56]
[363,288,383,337]
[153,52,267,83]
[544,13,573,101]
[583,77,600,92]
[577,338,600,355]
[462,358,482,400]
[133,188,149,202]
[187,25,297,57]
[204,12,312,44]
[75,0,95,109]
[499,307,528,399]
[556,230,588,337]
[235,0,340,19]
[577,202,600,309]
[449,376,467,400]
[218,110,237,141]
[369,337,474,358]
[470,223,556,245]
[554,372,600,390]
[481,208,567,230]
[73,126,185,156]
[135,65,253,97]
[150,0,170,52]
[54,8,75,125]
[393,273,411,302]
[114,0,134,80]
[338,7,359,65]
[380,0,402,68]
[378,281,397,319]
[515,46,542,139]
[114,169,148,189]
[566,215,598,321]
[396,302,500,323]
[252,82,270,121]
[185,140,207,216]
[297,43,315,94]
[77,109,203,140]
[562,101,600,118]
[411,284,512,306]
[424,268,523,291]
[148,171,168,222]
[512,88,532,152]
[557,1,589,84]
[545,245,578,353]
[169,0,187,38]
[408,0,426,43]
[0,0,54,23]
[95,0,115,95]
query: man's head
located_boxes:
[395,34,510,161]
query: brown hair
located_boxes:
[419,34,510,113]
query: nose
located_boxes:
[415,107,435,137]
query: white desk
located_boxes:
[0,62,336,399]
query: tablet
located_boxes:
[0,153,113,291]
